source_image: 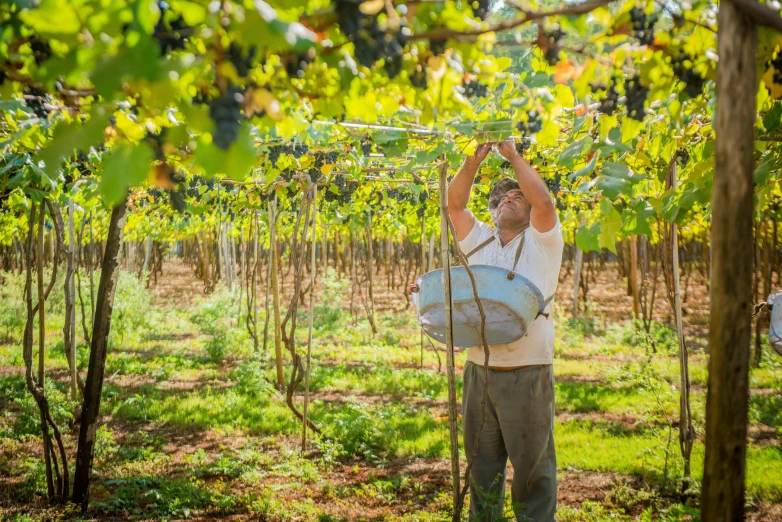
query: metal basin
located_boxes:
[412,265,545,348]
[768,291,782,357]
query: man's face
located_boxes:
[489,189,531,228]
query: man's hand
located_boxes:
[496,138,519,160]
[468,143,492,165]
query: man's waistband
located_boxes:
[468,362,550,371]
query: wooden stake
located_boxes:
[438,159,460,513]
[669,159,695,481]
[364,212,377,334]
[572,214,585,318]
[630,235,640,320]
[420,208,426,369]
[702,4,757,520]
[302,187,318,452]
[269,198,284,389]
[66,199,78,400]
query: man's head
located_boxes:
[488,177,531,230]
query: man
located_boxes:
[448,138,564,522]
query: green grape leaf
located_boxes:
[621,199,655,236]
[91,34,162,98]
[195,122,257,180]
[19,0,81,35]
[575,222,600,252]
[557,137,591,169]
[597,162,646,200]
[99,142,154,206]
[762,102,782,133]
[38,105,111,177]
[237,0,316,53]
[598,199,622,253]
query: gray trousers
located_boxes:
[462,361,556,522]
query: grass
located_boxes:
[0,267,781,521]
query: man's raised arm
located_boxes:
[448,143,491,241]
[497,139,557,233]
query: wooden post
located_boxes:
[630,235,640,320]
[702,3,757,521]
[66,200,78,400]
[302,187,317,452]
[573,215,585,318]
[269,199,284,389]
[438,158,460,513]
[364,212,377,334]
[253,210,260,353]
[669,159,695,481]
[421,209,426,369]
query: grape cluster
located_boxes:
[24,87,49,119]
[471,0,490,20]
[168,187,187,212]
[285,48,316,78]
[267,142,309,166]
[594,81,619,115]
[386,188,418,204]
[226,42,257,78]
[410,64,428,89]
[624,76,648,122]
[463,79,489,98]
[208,86,245,150]
[430,39,447,57]
[360,138,373,156]
[517,110,542,135]
[543,28,565,65]
[416,191,429,218]
[675,148,690,167]
[670,53,705,99]
[29,37,51,65]
[334,0,407,77]
[324,174,358,203]
[768,53,782,84]
[544,172,562,193]
[154,1,190,56]
[630,7,657,46]
[314,151,339,169]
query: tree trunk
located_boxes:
[37,203,56,500]
[701,5,757,521]
[72,198,129,509]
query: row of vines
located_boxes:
[2,0,781,520]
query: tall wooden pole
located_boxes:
[302,187,317,452]
[669,160,695,481]
[67,199,78,400]
[269,199,284,389]
[438,158,460,513]
[702,3,757,520]
[572,214,585,318]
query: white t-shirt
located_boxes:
[458,213,564,367]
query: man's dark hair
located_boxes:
[488,177,521,208]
